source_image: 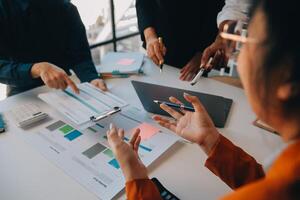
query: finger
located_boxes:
[180,63,193,75]
[201,47,213,66]
[46,74,60,89]
[160,103,183,120]
[152,115,177,125]
[180,65,193,80]
[183,93,205,112]
[169,96,187,114]
[65,76,79,94]
[107,123,119,144]
[180,65,188,73]
[157,121,177,132]
[130,128,140,146]
[208,50,221,70]
[95,80,108,91]
[186,73,196,82]
[148,46,159,65]
[48,76,60,89]
[134,136,141,152]
[154,43,164,63]
[57,78,68,90]
[118,129,124,140]
[169,96,184,105]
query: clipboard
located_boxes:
[131,81,233,128]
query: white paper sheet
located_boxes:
[14,106,178,200]
[38,83,128,125]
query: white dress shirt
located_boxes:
[217,0,252,27]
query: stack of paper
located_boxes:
[96,52,144,78]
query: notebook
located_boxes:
[96,52,144,75]
[131,81,233,128]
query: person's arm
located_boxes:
[126,179,162,200]
[64,3,99,83]
[135,0,158,43]
[107,126,162,200]
[153,94,265,190]
[0,60,35,86]
[217,0,251,29]
[205,134,265,189]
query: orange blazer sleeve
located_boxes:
[205,134,265,189]
[126,178,162,200]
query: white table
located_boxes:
[0,60,283,200]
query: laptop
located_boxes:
[131,80,233,128]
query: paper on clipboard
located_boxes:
[38,83,128,125]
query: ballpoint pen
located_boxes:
[158,37,164,73]
[190,57,213,86]
[153,100,195,112]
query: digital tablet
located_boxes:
[132,80,233,128]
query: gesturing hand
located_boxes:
[153,93,220,155]
[107,124,148,182]
[31,62,79,94]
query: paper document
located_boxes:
[38,83,128,125]
[12,106,178,200]
[96,52,144,75]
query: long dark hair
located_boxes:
[251,0,300,115]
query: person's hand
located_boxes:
[146,37,167,66]
[201,35,227,71]
[179,52,202,81]
[144,27,167,66]
[90,79,107,91]
[153,93,220,155]
[107,124,148,182]
[31,62,79,94]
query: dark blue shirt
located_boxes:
[0,0,99,96]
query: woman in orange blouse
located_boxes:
[106,0,300,199]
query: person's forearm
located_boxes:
[0,60,34,86]
[198,131,221,156]
[136,0,157,42]
[205,134,265,189]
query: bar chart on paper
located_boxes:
[15,106,178,200]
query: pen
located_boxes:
[153,100,195,112]
[190,57,213,86]
[158,37,164,73]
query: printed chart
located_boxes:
[38,83,128,125]
[18,107,178,200]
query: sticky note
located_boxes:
[129,123,160,141]
[117,58,135,66]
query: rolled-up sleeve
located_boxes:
[217,0,251,27]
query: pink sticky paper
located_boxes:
[129,123,160,141]
[117,58,135,66]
